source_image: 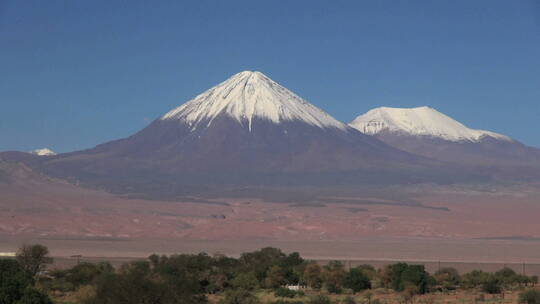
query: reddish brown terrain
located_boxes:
[2,161,540,264]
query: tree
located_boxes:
[265,265,286,289]
[232,272,259,291]
[383,263,431,294]
[343,268,371,293]
[0,259,33,304]
[356,264,377,280]
[274,287,296,298]
[89,266,167,304]
[402,265,431,294]
[495,267,518,288]
[304,263,323,290]
[15,287,53,304]
[280,253,304,285]
[280,252,304,269]
[519,289,540,304]
[322,261,346,294]
[16,244,53,278]
[461,270,490,289]
[482,276,502,294]
[382,263,410,291]
[0,259,54,304]
[65,262,114,288]
[434,267,460,291]
[89,259,206,304]
[239,247,286,282]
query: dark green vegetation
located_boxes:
[1,244,539,303]
[1,244,53,304]
[519,289,540,303]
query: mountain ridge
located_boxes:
[349,106,511,142]
[0,71,470,198]
[349,106,540,167]
[3,72,539,199]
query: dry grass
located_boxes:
[207,288,531,304]
[52,287,530,304]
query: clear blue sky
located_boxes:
[1,0,539,152]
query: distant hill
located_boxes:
[349,107,540,179]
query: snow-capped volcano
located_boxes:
[350,106,540,167]
[30,148,56,156]
[16,71,451,198]
[350,106,511,142]
[162,71,346,131]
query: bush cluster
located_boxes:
[0,259,52,304]
[2,244,540,304]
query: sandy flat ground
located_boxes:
[2,173,540,268]
[2,236,540,263]
[3,236,540,276]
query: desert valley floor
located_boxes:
[2,169,540,265]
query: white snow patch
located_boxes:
[161,71,347,131]
[349,106,512,142]
[31,148,57,156]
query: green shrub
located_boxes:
[343,268,371,293]
[220,289,259,304]
[274,287,296,298]
[323,261,345,294]
[519,289,540,304]
[15,287,53,304]
[0,259,34,304]
[48,278,75,292]
[67,262,113,288]
[482,276,502,294]
[434,267,460,291]
[265,266,286,289]
[16,244,53,278]
[88,260,207,304]
[356,265,377,280]
[304,264,323,290]
[232,272,259,291]
[383,263,431,294]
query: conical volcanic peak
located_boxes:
[161,71,347,131]
[350,106,512,142]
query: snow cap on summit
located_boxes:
[31,148,57,156]
[161,71,347,131]
[349,106,511,142]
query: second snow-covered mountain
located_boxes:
[350,106,511,142]
[350,106,540,166]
